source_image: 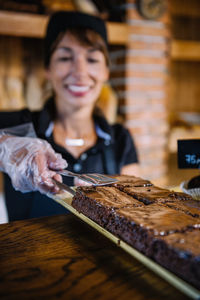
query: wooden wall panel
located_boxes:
[169,0,200,116]
[169,61,200,113]
[172,17,200,40]
[170,0,200,17]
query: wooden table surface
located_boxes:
[0,214,190,300]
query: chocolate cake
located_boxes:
[72,175,200,289]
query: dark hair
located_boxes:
[44,11,108,67]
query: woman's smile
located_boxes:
[65,84,91,97]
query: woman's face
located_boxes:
[46,32,109,110]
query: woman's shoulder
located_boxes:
[0,102,52,134]
[111,122,132,140]
[111,122,127,131]
[0,108,33,129]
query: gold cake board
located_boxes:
[50,190,200,300]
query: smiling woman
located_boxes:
[47,30,109,159]
[0,11,139,221]
[47,31,109,116]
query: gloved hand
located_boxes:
[0,135,67,194]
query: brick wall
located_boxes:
[123,0,170,182]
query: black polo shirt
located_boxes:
[0,98,138,221]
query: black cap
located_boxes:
[45,11,108,67]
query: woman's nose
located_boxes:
[72,57,87,77]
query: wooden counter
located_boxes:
[0,214,190,300]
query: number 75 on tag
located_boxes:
[178,140,200,169]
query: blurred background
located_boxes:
[0,0,200,190]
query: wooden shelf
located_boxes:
[171,40,200,61]
[1,11,200,60]
[171,10,200,18]
[0,10,129,45]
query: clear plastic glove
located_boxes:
[0,135,68,194]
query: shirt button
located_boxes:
[81,153,87,160]
[73,163,82,172]
[104,140,110,146]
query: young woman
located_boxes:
[0,11,139,221]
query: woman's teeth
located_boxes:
[68,85,90,92]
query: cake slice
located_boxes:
[72,175,200,289]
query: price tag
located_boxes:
[178,139,200,169]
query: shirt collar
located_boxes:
[45,121,54,137]
[45,121,112,141]
[95,124,111,141]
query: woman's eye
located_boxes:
[88,58,99,63]
[58,56,72,62]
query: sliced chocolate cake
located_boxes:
[72,175,200,289]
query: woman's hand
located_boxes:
[0,136,68,194]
